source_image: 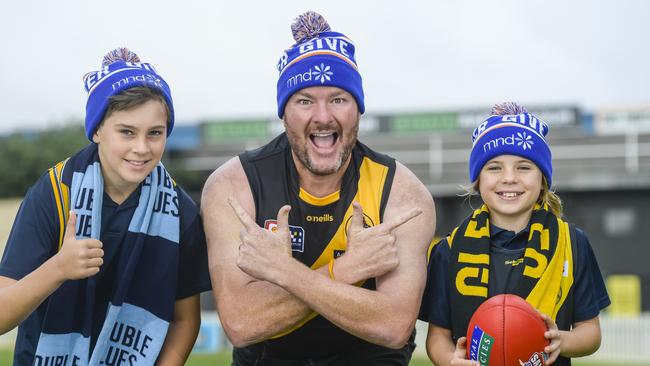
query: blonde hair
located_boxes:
[540,176,563,217]
[463,175,563,218]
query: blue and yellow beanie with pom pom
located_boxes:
[276,11,364,118]
[82,47,174,141]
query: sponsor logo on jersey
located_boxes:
[333,249,346,258]
[505,258,525,267]
[264,220,305,252]
[343,212,375,233]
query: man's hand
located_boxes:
[53,211,104,281]
[229,198,293,283]
[337,202,421,283]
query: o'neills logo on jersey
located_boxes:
[306,213,334,223]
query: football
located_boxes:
[466,294,549,366]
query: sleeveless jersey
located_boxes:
[238,133,396,359]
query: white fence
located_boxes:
[194,312,650,363]
[414,315,650,363]
[591,314,650,364]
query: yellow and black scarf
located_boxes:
[448,203,576,340]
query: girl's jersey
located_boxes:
[419,224,611,366]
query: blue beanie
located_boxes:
[83,48,174,141]
[276,11,364,118]
[469,113,553,187]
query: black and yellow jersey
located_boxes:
[238,132,397,360]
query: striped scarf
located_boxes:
[448,203,574,340]
[37,143,180,366]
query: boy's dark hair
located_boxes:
[83,48,174,140]
[101,86,171,128]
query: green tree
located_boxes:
[0,123,87,197]
[163,157,210,202]
[0,122,207,200]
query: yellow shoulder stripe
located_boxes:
[48,159,70,250]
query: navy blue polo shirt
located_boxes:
[0,171,211,365]
[419,223,611,329]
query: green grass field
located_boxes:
[0,349,642,366]
[0,350,426,365]
[179,356,635,366]
[0,198,21,255]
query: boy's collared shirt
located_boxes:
[0,172,211,365]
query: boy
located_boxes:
[0,48,211,365]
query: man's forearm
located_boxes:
[218,264,341,347]
[271,258,418,349]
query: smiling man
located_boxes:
[201,11,436,365]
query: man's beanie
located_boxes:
[83,47,174,141]
[276,11,364,118]
[469,102,553,186]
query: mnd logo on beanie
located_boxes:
[469,113,553,186]
[83,48,174,141]
[276,11,364,118]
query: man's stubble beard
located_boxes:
[287,123,359,177]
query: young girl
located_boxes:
[419,102,610,366]
[0,48,211,365]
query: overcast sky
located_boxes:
[1,0,648,134]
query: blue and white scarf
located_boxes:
[37,143,180,366]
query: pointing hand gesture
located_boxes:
[340,202,421,283]
[229,198,293,282]
[53,211,104,281]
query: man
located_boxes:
[201,11,436,365]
